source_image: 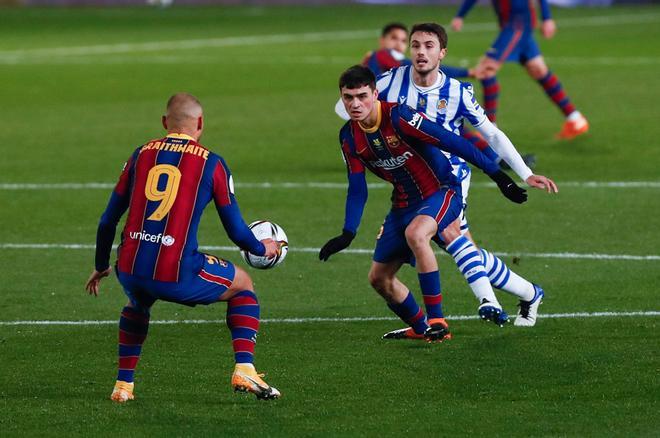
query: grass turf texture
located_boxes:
[0,4,659,436]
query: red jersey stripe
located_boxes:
[212,160,232,207]
[153,149,207,282]
[117,149,159,275]
[199,269,232,288]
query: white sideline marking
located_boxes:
[1,311,658,326]
[1,181,659,190]
[0,13,657,62]
[1,243,659,261]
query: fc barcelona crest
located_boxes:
[386,135,400,148]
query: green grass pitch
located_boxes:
[0,4,659,436]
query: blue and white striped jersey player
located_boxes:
[340,23,558,329]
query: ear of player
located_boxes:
[489,170,528,204]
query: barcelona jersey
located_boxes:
[96,133,264,283]
[456,0,552,29]
[340,102,499,210]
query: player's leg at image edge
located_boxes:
[227,290,281,400]
[480,249,545,327]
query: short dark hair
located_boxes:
[410,23,448,49]
[339,65,376,90]
[382,22,408,37]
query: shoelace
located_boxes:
[518,301,531,318]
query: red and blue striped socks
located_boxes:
[538,71,576,117]
[481,76,500,123]
[117,306,149,383]
[418,271,444,319]
[387,291,428,334]
[226,290,260,364]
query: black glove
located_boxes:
[319,230,355,261]
[489,170,528,204]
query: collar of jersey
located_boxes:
[411,69,446,93]
[358,101,382,134]
[166,132,195,141]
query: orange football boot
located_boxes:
[110,380,134,403]
[557,114,589,140]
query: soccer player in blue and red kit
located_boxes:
[320,66,527,342]
[451,0,589,139]
[85,93,281,402]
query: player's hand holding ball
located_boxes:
[319,230,355,261]
[261,238,280,258]
[241,221,288,269]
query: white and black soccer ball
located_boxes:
[240,221,288,269]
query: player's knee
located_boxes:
[232,266,254,292]
[440,220,461,244]
[404,226,428,251]
[368,268,390,293]
[526,59,548,79]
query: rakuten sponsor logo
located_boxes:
[128,230,175,246]
[369,151,413,170]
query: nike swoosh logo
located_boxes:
[417,206,430,213]
[238,372,268,391]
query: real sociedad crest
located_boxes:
[437,99,447,114]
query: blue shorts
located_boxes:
[373,188,463,265]
[486,25,541,64]
[117,254,236,309]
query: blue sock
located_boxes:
[481,76,499,122]
[418,271,444,319]
[387,292,428,334]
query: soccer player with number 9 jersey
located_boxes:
[85,93,281,402]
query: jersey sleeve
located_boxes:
[95,149,138,272]
[459,83,488,128]
[340,136,365,176]
[394,104,500,175]
[212,158,266,256]
[339,127,368,235]
[539,0,552,20]
[455,0,478,18]
[212,157,234,208]
[376,69,395,100]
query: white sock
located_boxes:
[480,249,535,301]
[567,110,582,121]
[447,236,500,306]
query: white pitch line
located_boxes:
[1,181,659,190]
[1,243,658,261]
[0,13,657,62]
[1,311,658,326]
